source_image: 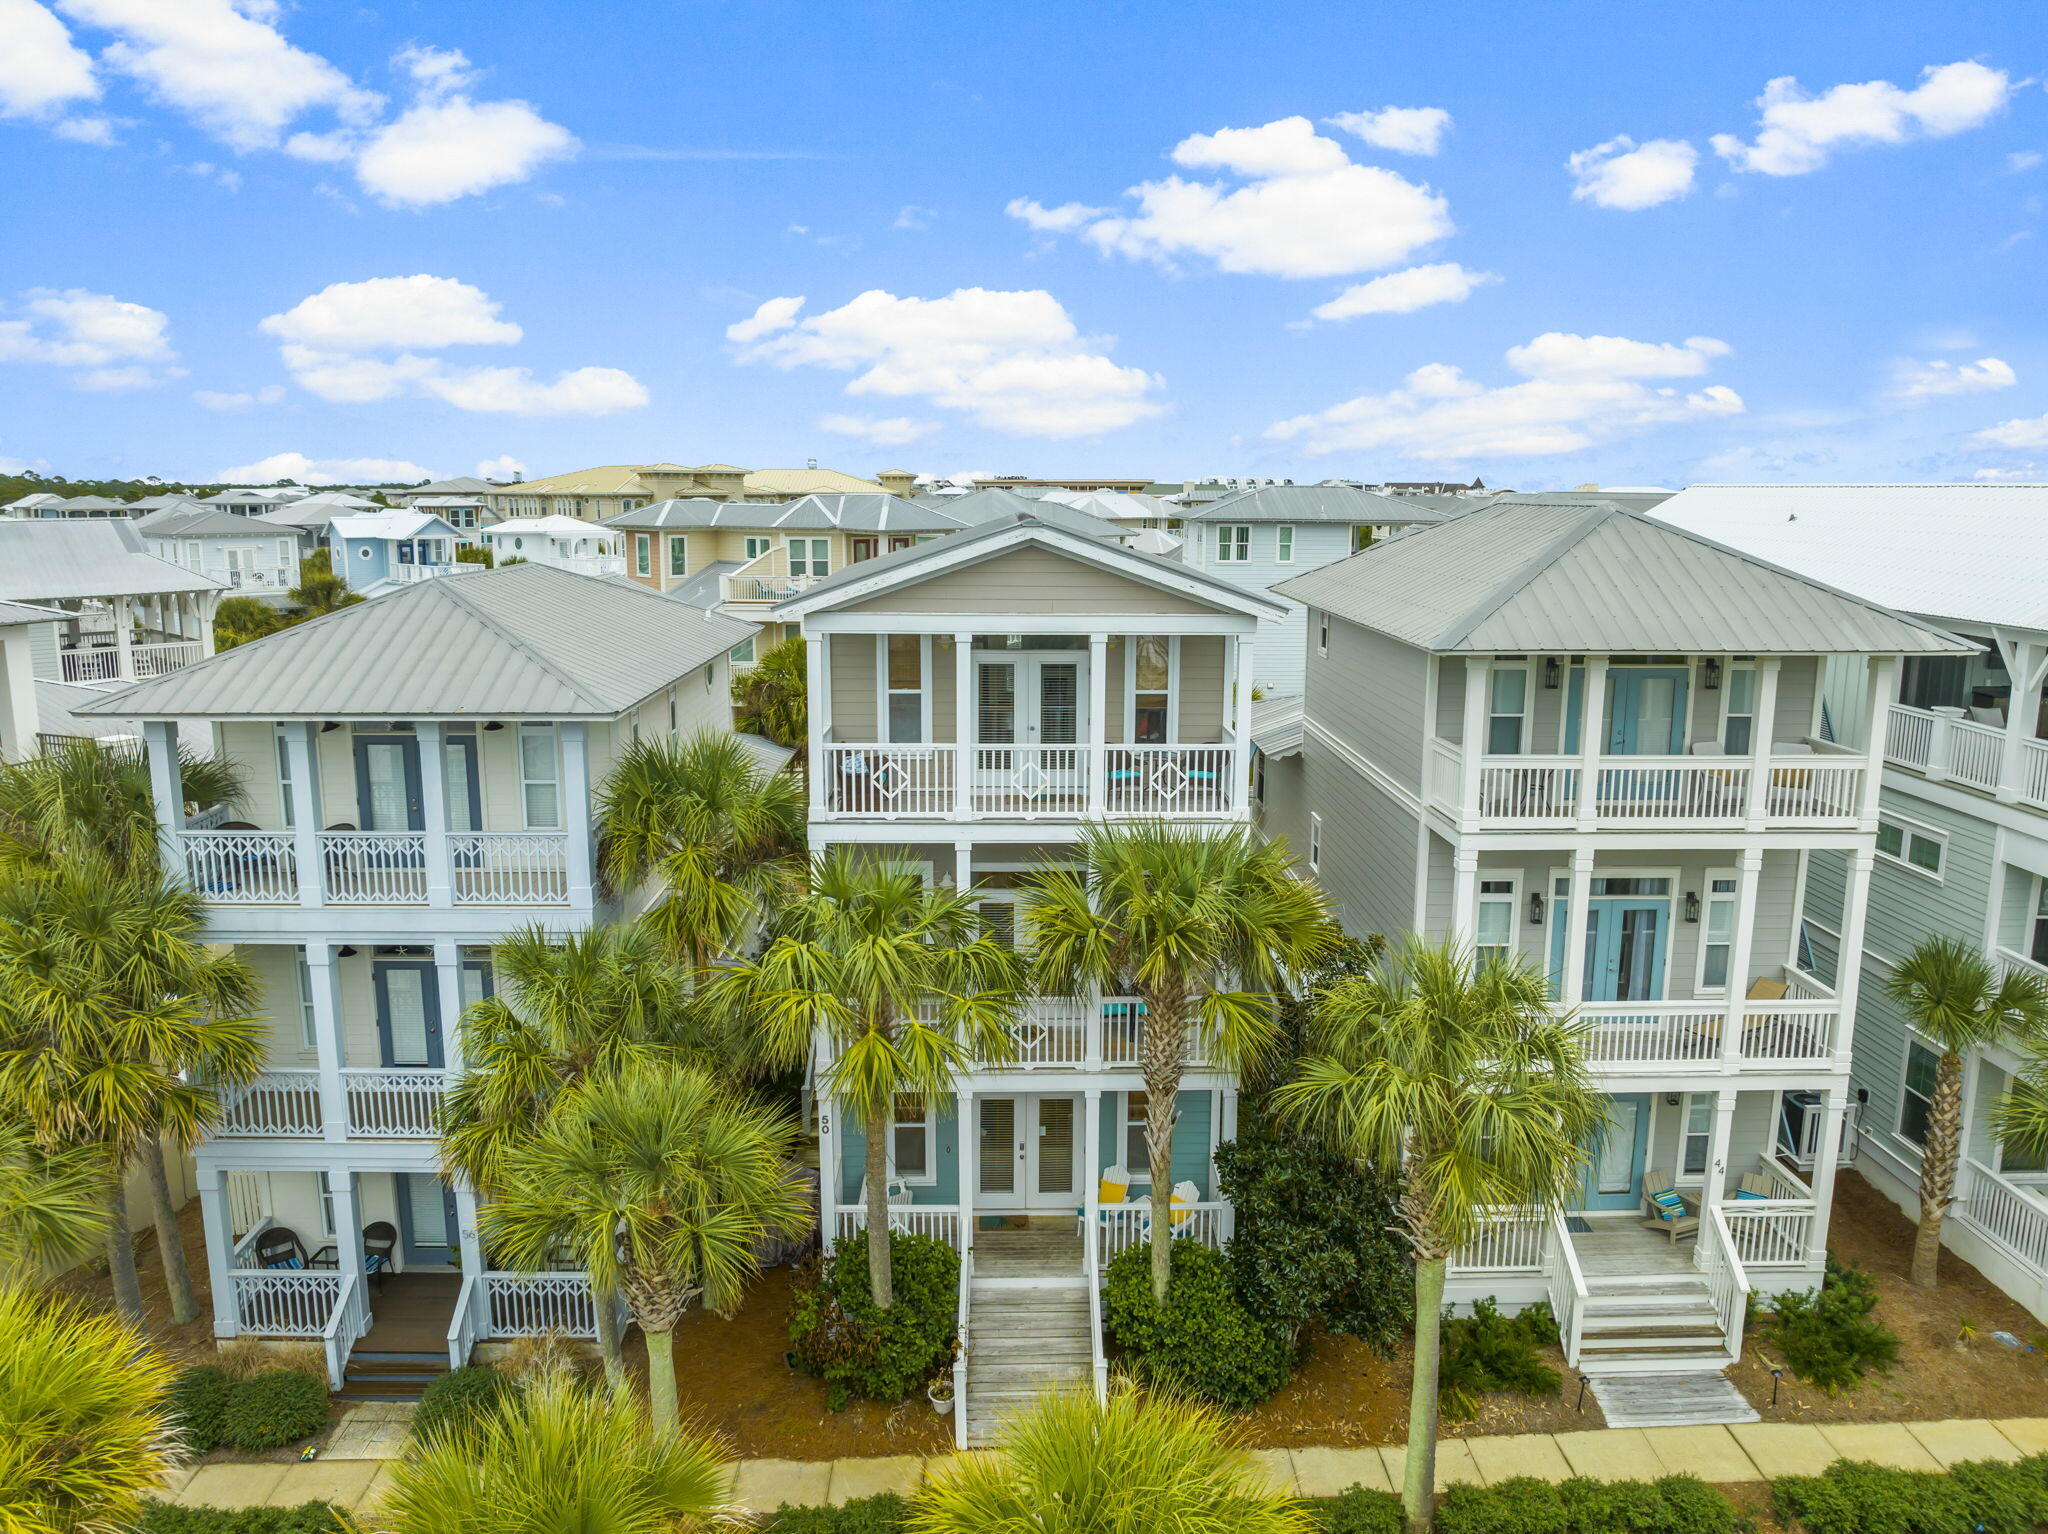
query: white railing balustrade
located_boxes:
[1101,745,1237,815]
[1428,739,1464,809]
[952,1249,974,1450]
[233,1270,340,1336]
[1093,1200,1225,1263]
[218,1071,322,1136]
[1578,1002,1725,1066]
[994,999,1090,1067]
[1694,1205,1751,1360]
[1450,1206,1546,1274]
[58,647,122,683]
[343,1069,447,1136]
[227,1174,268,1240]
[1720,1202,1815,1268]
[836,1204,962,1248]
[183,830,299,902]
[187,802,234,830]
[450,832,570,904]
[1739,1000,1838,1062]
[1765,760,1864,821]
[321,831,428,903]
[1886,704,1935,769]
[447,1273,484,1369]
[822,746,957,817]
[972,745,1092,816]
[1086,1217,1108,1406]
[1543,1208,1590,1365]
[1888,702,2048,803]
[1954,1158,2048,1276]
[483,1272,601,1336]
[1593,760,1752,820]
[322,1273,371,1388]
[130,640,203,678]
[1476,759,1578,820]
[1450,751,1861,825]
[2027,740,2048,809]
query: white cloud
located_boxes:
[215,451,437,485]
[419,364,645,415]
[1326,105,1451,156]
[194,383,285,410]
[475,454,527,480]
[0,0,98,128]
[0,286,180,389]
[1891,356,2016,401]
[892,204,935,230]
[819,413,941,447]
[1567,135,1698,210]
[1266,330,1743,461]
[2008,150,2043,173]
[1973,465,2044,481]
[1308,262,1497,323]
[1009,114,1453,279]
[1711,61,2013,176]
[729,287,1165,438]
[352,92,576,208]
[260,275,522,351]
[1971,413,2048,450]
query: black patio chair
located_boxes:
[362,1221,398,1292]
[254,1226,327,1270]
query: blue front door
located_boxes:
[353,734,423,831]
[395,1173,459,1267]
[1606,668,1689,755]
[374,960,444,1068]
[1550,898,1669,1001]
[1580,1094,1651,1209]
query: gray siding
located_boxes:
[839,546,1218,616]
[1306,614,1431,795]
[1181,521,1354,698]
[1299,733,1419,941]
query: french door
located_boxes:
[353,735,423,830]
[1579,1094,1651,1209]
[977,1094,1080,1210]
[975,654,1088,801]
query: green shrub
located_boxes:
[1772,1453,2048,1534]
[788,1231,959,1409]
[758,1492,913,1531]
[1437,1298,1561,1421]
[1767,1257,1901,1392]
[138,1501,348,1532]
[218,1369,329,1451]
[412,1364,514,1443]
[1302,1483,1405,1532]
[1101,1237,1294,1408]
[166,1366,234,1455]
[1432,1474,1735,1534]
[1214,1113,1411,1354]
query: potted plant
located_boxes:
[928,1374,955,1416]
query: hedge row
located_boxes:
[166,1367,330,1454]
[138,1503,348,1533]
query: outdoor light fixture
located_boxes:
[1543,656,1562,690]
[1703,658,1723,691]
[1684,891,1701,923]
[1528,891,1545,926]
[483,721,505,731]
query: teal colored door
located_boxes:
[1606,669,1689,755]
[1549,899,1669,1001]
[1580,1094,1652,1209]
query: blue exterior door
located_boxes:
[1580,1094,1652,1209]
[1606,669,1689,755]
[395,1173,459,1266]
[374,960,444,1068]
[1550,899,1669,1001]
[353,734,423,830]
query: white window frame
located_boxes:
[1486,664,1529,756]
[1876,812,1946,882]
[295,950,318,1049]
[730,634,757,666]
[517,723,563,830]
[1215,524,1251,563]
[1308,812,1322,871]
[278,539,295,569]
[668,534,688,577]
[1695,869,1739,994]
[889,1094,937,1186]
[1125,634,1179,745]
[877,634,931,744]
[316,1171,337,1240]
[1317,612,1330,656]
[1475,875,1518,968]
[787,537,830,578]
[1275,524,1295,563]
[183,540,201,568]
[1722,663,1758,754]
[1680,1093,1714,1181]
[634,533,651,576]
[1123,1091,1151,1184]
[743,536,771,561]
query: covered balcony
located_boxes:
[35,591,215,684]
[1884,630,2048,807]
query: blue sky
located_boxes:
[2,0,2045,488]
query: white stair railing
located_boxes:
[1086,1212,1107,1405]
[952,1248,974,1450]
[1542,1208,1590,1366]
[1694,1204,1752,1360]
[446,1272,484,1369]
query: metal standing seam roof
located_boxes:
[78,561,761,721]
[1250,694,1305,757]
[0,521,226,601]
[0,599,65,626]
[1648,483,2048,634]
[770,514,1287,618]
[330,510,464,541]
[1183,484,1447,525]
[605,493,964,534]
[934,488,1126,541]
[136,508,295,539]
[742,468,885,496]
[1271,498,1974,656]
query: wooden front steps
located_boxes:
[965,1227,1091,1447]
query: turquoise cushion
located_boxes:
[1649,1189,1687,1215]
[1733,1188,1768,1200]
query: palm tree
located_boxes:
[288,547,362,617]
[441,922,730,1380]
[0,735,242,882]
[0,860,264,1324]
[1887,935,2048,1287]
[595,731,806,972]
[0,1281,177,1533]
[910,1385,1310,1534]
[0,1120,108,1283]
[481,1061,806,1430]
[715,852,1023,1308]
[1023,823,1335,1301]
[1274,937,1605,1534]
[731,634,807,749]
[381,1367,741,1534]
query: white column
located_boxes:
[953,632,973,819]
[1459,658,1489,828]
[1560,847,1595,1006]
[307,943,347,1140]
[1233,634,1256,814]
[113,594,134,681]
[1084,987,1105,1071]
[1450,849,1480,948]
[806,634,828,817]
[1743,659,1782,827]
[1996,640,2048,803]
[1574,657,1608,827]
[1926,705,1965,783]
[197,1166,240,1337]
[331,1170,366,1293]
[434,940,464,1075]
[816,1085,839,1250]
[143,720,185,874]
[957,1089,976,1257]
[1832,849,1875,1067]
[197,592,217,656]
[1805,1087,1848,1266]
[952,840,973,891]
[1719,848,1765,1067]
[284,723,322,906]
[1701,1088,1739,1212]
[561,722,593,908]
[0,628,37,761]
[1087,633,1108,816]
[1862,657,1898,827]
[452,1178,482,1278]
[1083,1087,1101,1264]
[417,721,453,907]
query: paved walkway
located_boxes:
[157,1409,2048,1518]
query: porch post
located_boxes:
[197,1165,240,1338]
[1574,657,1609,828]
[1805,1087,1848,1266]
[1742,659,1782,828]
[417,721,453,907]
[1233,635,1256,813]
[198,591,218,656]
[433,940,464,1075]
[1560,847,1595,1007]
[952,840,973,891]
[806,634,828,818]
[307,943,347,1141]
[1701,1088,1739,1212]
[1862,657,1897,828]
[1460,658,1489,827]
[1084,987,1104,1072]
[285,722,323,906]
[953,631,973,819]
[1719,847,1764,1067]
[816,1084,839,1253]
[1450,849,1480,948]
[958,1089,977,1256]
[561,722,593,908]
[1994,640,2048,803]
[1083,1088,1101,1264]
[142,720,185,874]
[1831,849,1876,1067]
[113,594,134,681]
[331,1169,366,1294]
[452,1177,482,1283]
[1087,633,1108,816]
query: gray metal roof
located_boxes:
[1184,484,1445,525]
[606,493,964,534]
[936,488,1124,541]
[1493,489,1677,515]
[80,561,760,721]
[0,521,225,601]
[668,561,738,609]
[0,599,64,627]
[732,732,798,774]
[39,679,138,741]
[1250,694,1304,757]
[399,477,496,496]
[136,507,289,539]
[1272,498,1973,656]
[259,502,353,530]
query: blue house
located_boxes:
[330,510,474,595]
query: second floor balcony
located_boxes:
[1886,702,2048,809]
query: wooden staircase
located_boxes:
[1576,1272,1736,1375]
[964,1227,1091,1448]
[336,1350,449,1402]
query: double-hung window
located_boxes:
[1487,666,1528,754]
[788,539,829,579]
[518,724,562,829]
[1899,1039,1940,1146]
[743,536,771,561]
[1318,613,1330,654]
[295,951,318,1049]
[668,535,688,576]
[1215,524,1251,562]
[1722,664,1758,754]
[1699,873,1738,990]
[634,533,651,576]
[1132,635,1172,743]
[891,1095,933,1183]
[885,635,925,743]
[1876,815,1945,878]
[1308,812,1322,871]
[1476,878,1517,967]
[1275,525,1295,563]
[1681,1095,1713,1177]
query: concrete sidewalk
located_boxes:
[158,1413,2048,1518]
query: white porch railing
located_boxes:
[823,746,958,817]
[818,743,1244,819]
[1694,1205,1751,1361]
[227,1172,267,1239]
[233,1270,340,1336]
[321,831,428,903]
[960,995,1198,1072]
[343,1069,447,1136]
[1887,702,2048,805]
[451,832,570,904]
[218,1071,323,1136]
[1720,1200,1815,1269]
[1440,751,1863,826]
[1101,745,1237,816]
[447,1273,484,1370]
[58,646,122,683]
[971,745,1092,816]
[483,1272,602,1336]
[1093,1200,1226,1263]
[1954,1158,2048,1277]
[1543,1208,1590,1364]
[835,1204,963,1248]
[132,640,204,678]
[183,830,299,902]
[1085,1214,1108,1406]
[1574,998,1839,1070]
[952,1248,974,1450]
[322,1273,371,1389]
[1451,1206,1547,1274]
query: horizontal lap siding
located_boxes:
[839,546,1218,616]
[1301,733,1419,942]
[1178,636,1225,742]
[1309,616,1430,794]
[827,635,878,741]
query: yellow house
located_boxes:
[487,463,914,521]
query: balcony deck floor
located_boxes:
[1569,1215,1698,1281]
